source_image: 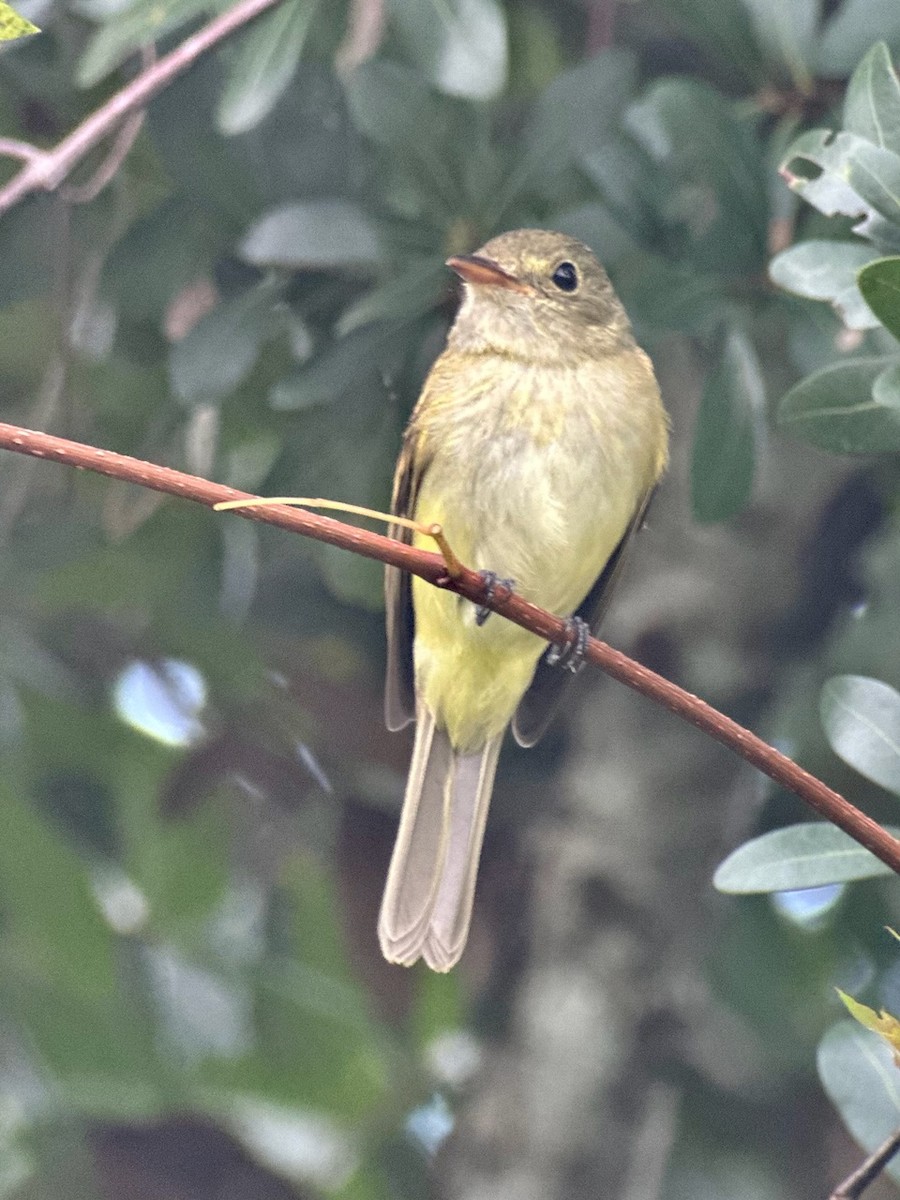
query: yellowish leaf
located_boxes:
[0,1,39,39]
[837,988,900,1067]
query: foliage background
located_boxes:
[2,0,900,1197]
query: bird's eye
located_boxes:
[551,261,579,292]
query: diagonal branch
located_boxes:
[0,0,282,216]
[830,1127,900,1200]
[0,419,898,876]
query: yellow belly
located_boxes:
[407,349,667,753]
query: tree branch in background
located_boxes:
[0,420,897,875]
[0,0,282,215]
[830,1127,900,1200]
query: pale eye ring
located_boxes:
[551,261,579,292]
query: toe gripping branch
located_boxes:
[475,570,515,626]
[546,616,590,673]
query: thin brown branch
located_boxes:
[0,0,282,216]
[0,420,898,876]
[0,137,41,162]
[831,1127,900,1200]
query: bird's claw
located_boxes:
[546,616,590,673]
[475,570,515,626]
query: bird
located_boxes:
[379,229,669,971]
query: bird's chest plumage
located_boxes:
[413,355,651,616]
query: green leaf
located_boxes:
[769,241,880,330]
[102,198,221,320]
[240,200,382,269]
[713,822,898,893]
[388,0,508,101]
[821,675,900,796]
[521,49,635,169]
[0,196,53,306]
[0,782,116,996]
[818,7,900,79]
[781,130,900,251]
[777,356,900,453]
[270,322,407,410]
[738,0,817,89]
[858,256,900,339]
[168,280,282,404]
[1,973,164,1118]
[691,328,762,523]
[646,0,765,85]
[625,78,768,273]
[77,0,212,86]
[818,1021,900,1183]
[217,0,319,135]
[614,252,723,334]
[336,257,446,334]
[0,1,38,38]
[843,43,900,156]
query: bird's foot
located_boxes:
[546,616,590,673]
[475,570,515,626]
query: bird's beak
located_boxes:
[446,254,534,295]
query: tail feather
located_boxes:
[378,709,502,972]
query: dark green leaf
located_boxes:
[818,1021,900,1183]
[738,0,817,89]
[551,203,637,267]
[714,822,898,893]
[818,8,900,79]
[821,675,900,795]
[148,55,260,222]
[1,973,164,1118]
[240,200,382,269]
[77,0,211,86]
[336,257,446,334]
[842,43,900,155]
[270,322,405,410]
[858,256,900,339]
[691,329,763,523]
[217,0,319,135]
[169,281,282,404]
[102,198,220,320]
[626,79,768,273]
[522,49,635,168]
[0,782,116,996]
[614,252,724,334]
[647,0,765,83]
[769,241,880,329]
[777,356,900,453]
[0,195,53,306]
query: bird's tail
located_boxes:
[378,707,502,972]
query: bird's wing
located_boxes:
[384,427,430,731]
[512,484,658,748]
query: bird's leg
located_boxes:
[475,570,515,626]
[546,616,590,673]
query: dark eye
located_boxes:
[551,261,579,292]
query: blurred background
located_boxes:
[2,0,900,1197]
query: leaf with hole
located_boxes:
[769,241,880,329]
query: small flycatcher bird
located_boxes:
[380,229,669,971]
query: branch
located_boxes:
[831,1127,900,1200]
[1,420,899,876]
[0,0,282,216]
